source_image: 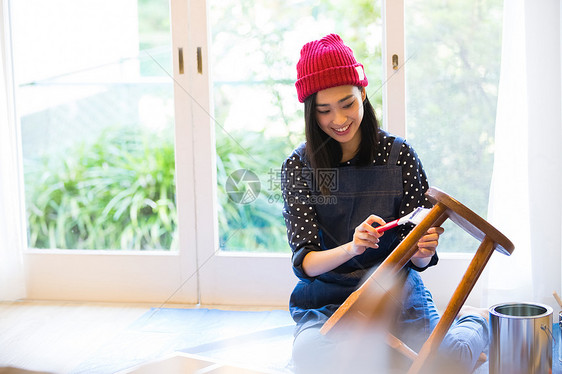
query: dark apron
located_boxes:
[290,137,406,334]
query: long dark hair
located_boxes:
[304,89,380,171]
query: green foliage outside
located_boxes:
[26,128,177,250]
[24,0,177,250]
[215,130,294,252]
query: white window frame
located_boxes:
[188,0,296,305]
[382,0,406,138]
[5,0,199,304]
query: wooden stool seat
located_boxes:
[427,188,512,256]
[320,187,514,373]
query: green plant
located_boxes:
[215,128,298,253]
[26,127,177,250]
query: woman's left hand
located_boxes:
[412,226,445,260]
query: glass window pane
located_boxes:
[210,0,383,253]
[12,0,177,250]
[405,0,503,252]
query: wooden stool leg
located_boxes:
[391,210,448,274]
[408,236,496,374]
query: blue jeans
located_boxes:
[292,270,489,374]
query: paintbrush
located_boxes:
[553,291,562,309]
[375,207,431,233]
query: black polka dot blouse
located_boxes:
[281,131,436,277]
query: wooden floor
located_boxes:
[0,300,276,374]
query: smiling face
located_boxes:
[315,85,366,160]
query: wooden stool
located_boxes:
[320,187,514,373]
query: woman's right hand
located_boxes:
[349,214,386,256]
[302,214,386,277]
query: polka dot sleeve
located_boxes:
[396,142,432,217]
[281,152,321,282]
[395,141,438,270]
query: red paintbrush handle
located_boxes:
[375,219,399,233]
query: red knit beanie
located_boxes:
[295,34,368,103]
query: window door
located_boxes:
[10,0,198,303]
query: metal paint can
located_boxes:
[489,302,553,374]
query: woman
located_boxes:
[281,34,488,373]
